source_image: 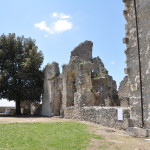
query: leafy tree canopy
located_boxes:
[0,33,44,114]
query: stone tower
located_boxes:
[123,0,150,128]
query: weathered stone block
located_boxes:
[128,119,134,127]
[123,0,131,7]
[124,68,130,74]
[126,127,148,137]
[130,83,138,92]
[123,10,128,16]
[124,48,130,54]
[123,37,129,44]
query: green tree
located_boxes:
[0,33,44,115]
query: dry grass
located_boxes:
[82,121,150,150]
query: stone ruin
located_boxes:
[42,62,62,116]
[42,41,119,116]
[41,0,150,137]
[122,0,150,137]
[42,41,130,130]
[118,76,130,107]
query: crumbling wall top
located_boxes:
[92,57,108,77]
[70,40,93,62]
[44,62,60,79]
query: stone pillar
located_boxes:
[41,64,53,117]
[118,76,130,107]
[42,62,61,117]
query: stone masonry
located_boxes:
[42,41,130,129]
[118,76,130,107]
[41,62,62,117]
[41,0,150,135]
[62,41,120,109]
[65,106,130,130]
[123,0,150,128]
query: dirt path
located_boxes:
[0,116,71,124]
[0,116,150,150]
[81,121,150,150]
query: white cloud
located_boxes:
[35,21,50,33]
[35,13,73,34]
[52,12,71,19]
[110,61,115,65]
[53,20,72,33]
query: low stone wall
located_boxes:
[65,106,130,130]
[64,106,75,119]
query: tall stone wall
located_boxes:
[42,62,62,116]
[123,0,150,128]
[41,64,52,116]
[118,76,130,107]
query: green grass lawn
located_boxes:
[0,122,103,150]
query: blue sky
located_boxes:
[0,0,126,106]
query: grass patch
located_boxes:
[0,113,4,115]
[93,134,104,140]
[0,122,103,150]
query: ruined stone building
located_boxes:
[42,41,130,129]
[41,0,150,137]
[42,41,119,117]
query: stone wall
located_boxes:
[61,41,124,128]
[92,57,108,77]
[62,41,120,111]
[70,41,93,61]
[123,0,150,128]
[65,106,130,130]
[42,62,62,117]
[118,76,130,107]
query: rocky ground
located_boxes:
[0,116,150,150]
